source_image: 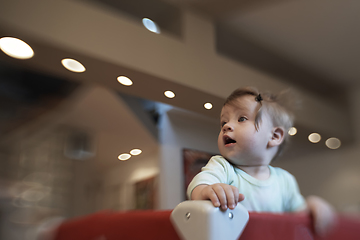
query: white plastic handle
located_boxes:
[170,200,249,240]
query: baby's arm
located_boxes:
[305,196,337,236]
[191,183,245,210]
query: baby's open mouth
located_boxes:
[224,136,236,145]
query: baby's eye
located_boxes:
[220,121,226,127]
[238,117,247,122]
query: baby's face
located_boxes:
[217,95,274,166]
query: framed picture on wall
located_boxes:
[134,175,157,210]
[183,148,216,199]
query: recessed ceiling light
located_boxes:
[117,76,133,86]
[61,58,86,73]
[325,137,341,149]
[0,37,34,59]
[164,90,175,99]
[288,127,297,136]
[118,153,131,161]
[142,18,160,34]
[308,133,321,143]
[204,103,213,110]
[130,149,142,156]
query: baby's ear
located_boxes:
[268,127,285,148]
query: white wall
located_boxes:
[102,151,159,210]
[159,107,219,209]
[274,85,360,213]
[274,146,360,213]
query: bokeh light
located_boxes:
[308,133,321,143]
[142,18,160,34]
[118,153,131,161]
[0,37,34,59]
[117,76,133,86]
[204,102,213,110]
[61,58,86,73]
[288,127,297,136]
[130,149,142,156]
[325,137,341,149]
[164,90,175,98]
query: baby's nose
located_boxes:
[223,123,234,132]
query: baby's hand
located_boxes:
[192,184,244,210]
[306,196,337,236]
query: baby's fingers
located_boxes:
[238,193,245,202]
[227,186,241,209]
[315,208,337,236]
[202,186,221,208]
[201,184,242,210]
[211,184,228,210]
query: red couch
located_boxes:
[55,210,360,240]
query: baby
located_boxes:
[187,87,336,235]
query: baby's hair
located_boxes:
[224,86,297,160]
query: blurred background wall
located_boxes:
[0,0,359,239]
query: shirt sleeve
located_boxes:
[283,171,306,212]
[186,156,231,200]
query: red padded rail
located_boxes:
[55,210,360,240]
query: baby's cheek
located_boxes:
[217,135,223,148]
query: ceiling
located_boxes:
[0,0,358,170]
[167,0,360,85]
[85,0,360,97]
